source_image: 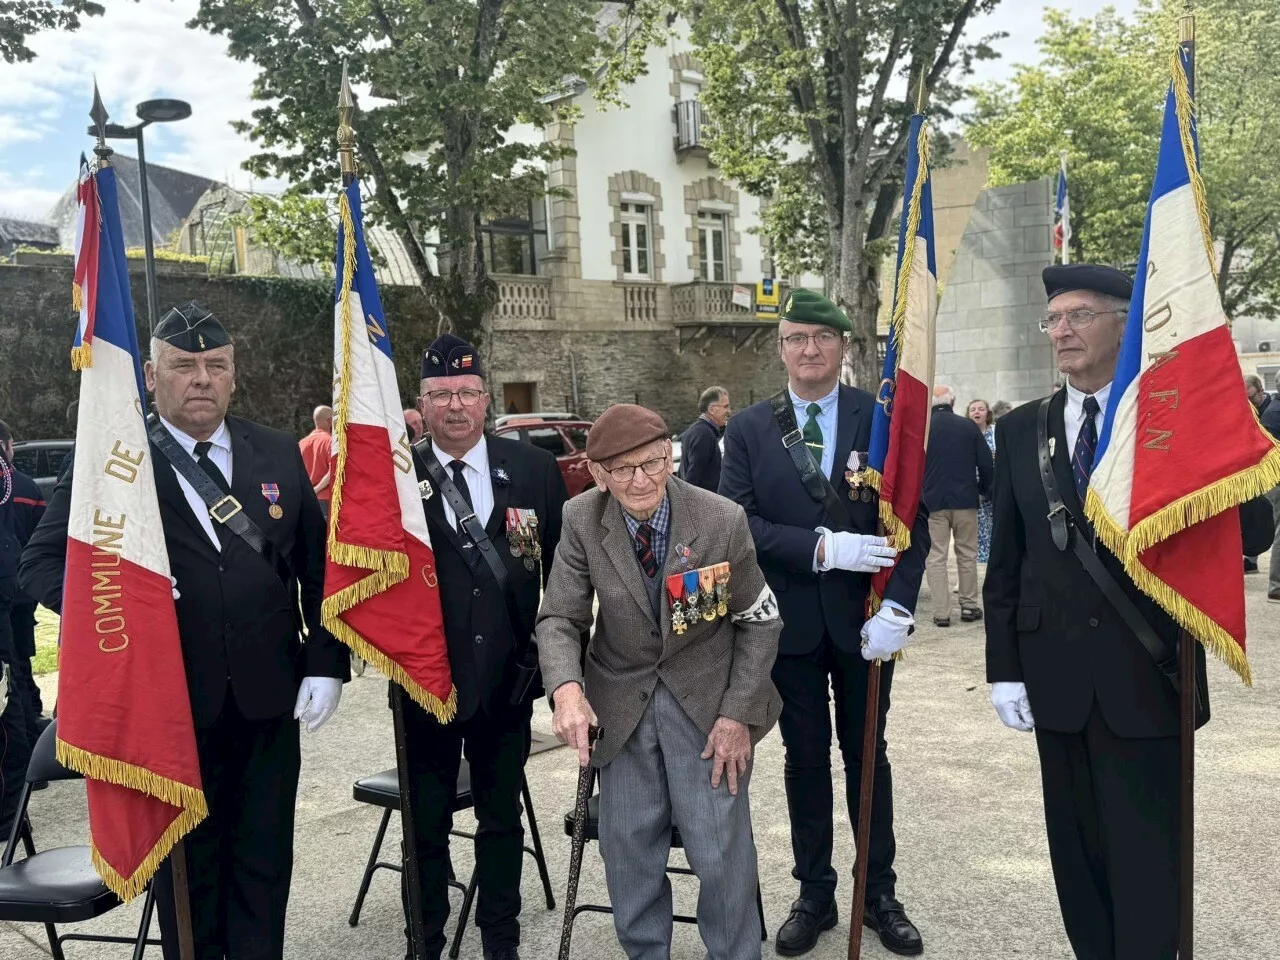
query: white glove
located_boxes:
[860,605,913,661]
[294,676,343,733]
[991,681,1035,732]
[170,575,180,600]
[818,527,899,573]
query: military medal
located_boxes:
[714,562,730,618]
[524,509,542,561]
[673,543,694,569]
[261,483,283,519]
[682,570,701,620]
[699,567,717,621]
[506,508,524,556]
[860,487,875,503]
[667,574,687,635]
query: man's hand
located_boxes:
[991,681,1035,732]
[860,605,913,661]
[552,681,597,766]
[700,717,751,796]
[293,676,343,733]
[819,528,899,573]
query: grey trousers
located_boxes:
[598,682,761,960]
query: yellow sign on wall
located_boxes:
[756,279,780,320]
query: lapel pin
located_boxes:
[1049,437,1057,458]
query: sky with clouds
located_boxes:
[0,0,1137,223]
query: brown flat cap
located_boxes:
[586,403,669,463]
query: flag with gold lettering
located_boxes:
[59,156,206,899]
[1084,44,1280,683]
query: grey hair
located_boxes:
[934,384,956,407]
[698,386,728,414]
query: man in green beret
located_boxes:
[719,290,931,957]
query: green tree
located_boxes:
[0,0,102,63]
[190,0,652,346]
[679,0,1003,386]
[967,1,1280,320]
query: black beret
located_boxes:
[421,333,484,379]
[779,288,852,332]
[154,300,230,353]
[585,404,668,463]
[1043,264,1133,303]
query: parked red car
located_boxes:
[492,418,595,497]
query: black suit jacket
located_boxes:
[415,434,567,721]
[680,416,723,492]
[19,415,347,728]
[983,390,1274,737]
[719,385,930,657]
[922,405,993,511]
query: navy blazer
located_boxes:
[718,384,930,657]
[922,405,994,511]
[680,415,723,492]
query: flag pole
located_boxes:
[91,84,197,960]
[1058,150,1070,265]
[335,64,428,960]
[1177,8,1196,957]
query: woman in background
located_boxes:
[967,399,996,563]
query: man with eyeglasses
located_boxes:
[984,264,1274,959]
[400,333,567,960]
[537,402,782,959]
[718,289,931,957]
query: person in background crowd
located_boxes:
[967,400,997,564]
[299,405,335,521]
[405,406,424,443]
[1244,375,1273,572]
[0,419,46,738]
[21,301,347,960]
[990,400,1012,422]
[923,385,993,627]
[680,386,731,492]
[1259,398,1280,602]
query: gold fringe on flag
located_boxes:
[70,343,93,370]
[1170,48,1219,284]
[322,191,457,723]
[55,739,208,902]
[72,281,83,312]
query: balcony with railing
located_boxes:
[671,280,788,353]
[674,100,712,160]
[492,274,553,324]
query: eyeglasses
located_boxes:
[780,331,844,350]
[1038,309,1124,334]
[424,388,485,408]
[605,456,668,483]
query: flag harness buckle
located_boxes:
[210,495,243,524]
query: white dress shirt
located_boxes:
[161,416,233,550]
[437,437,494,529]
[1064,380,1113,455]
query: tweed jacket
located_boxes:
[536,477,783,767]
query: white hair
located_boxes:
[934,384,956,406]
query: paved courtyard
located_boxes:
[4,566,1279,960]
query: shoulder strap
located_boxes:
[147,415,293,587]
[1035,396,1184,697]
[769,389,853,530]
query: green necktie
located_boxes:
[803,402,823,458]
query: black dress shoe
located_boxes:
[775,898,837,956]
[484,948,520,960]
[863,893,923,956]
[933,617,950,628]
[960,607,983,622]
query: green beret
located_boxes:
[778,289,851,332]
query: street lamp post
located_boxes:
[88,98,192,332]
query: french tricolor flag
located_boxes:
[1085,45,1280,684]
[866,112,937,614]
[321,179,456,720]
[59,157,206,900]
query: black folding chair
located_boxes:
[0,720,162,960]
[348,761,555,959]
[561,778,767,946]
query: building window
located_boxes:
[480,196,549,276]
[698,211,728,282]
[620,203,652,279]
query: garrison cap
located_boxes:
[1042,264,1133,303]
[778,288,851,333]
[154,300,230,352]
[585,404,668,464]
[421,333,484,379]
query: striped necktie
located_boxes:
[634,522,658,578]
[1072,395,1100,500]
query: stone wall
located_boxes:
[934,179,1056,410]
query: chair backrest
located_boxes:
[27,718,82,785]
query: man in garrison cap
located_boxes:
[718,289,931,957]
[400,333,567,960]
[536,403,782,959]
[20,299,348,960]
[983,266,1273,959]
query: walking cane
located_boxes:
[558,726,601,960]
[847,660,882,960]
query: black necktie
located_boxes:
[634,522,657,579]
[450,459,475,536]
[194,441,231,494]
[1072,395,1100,500]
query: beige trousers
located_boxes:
[925,508,980,621]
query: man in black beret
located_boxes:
[20,299,348,960]
[984,265,1273,958]
[400,333,567,960]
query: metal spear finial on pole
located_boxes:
[89,80,112,166]
[337,62,357,186]
[915,69,927,115]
